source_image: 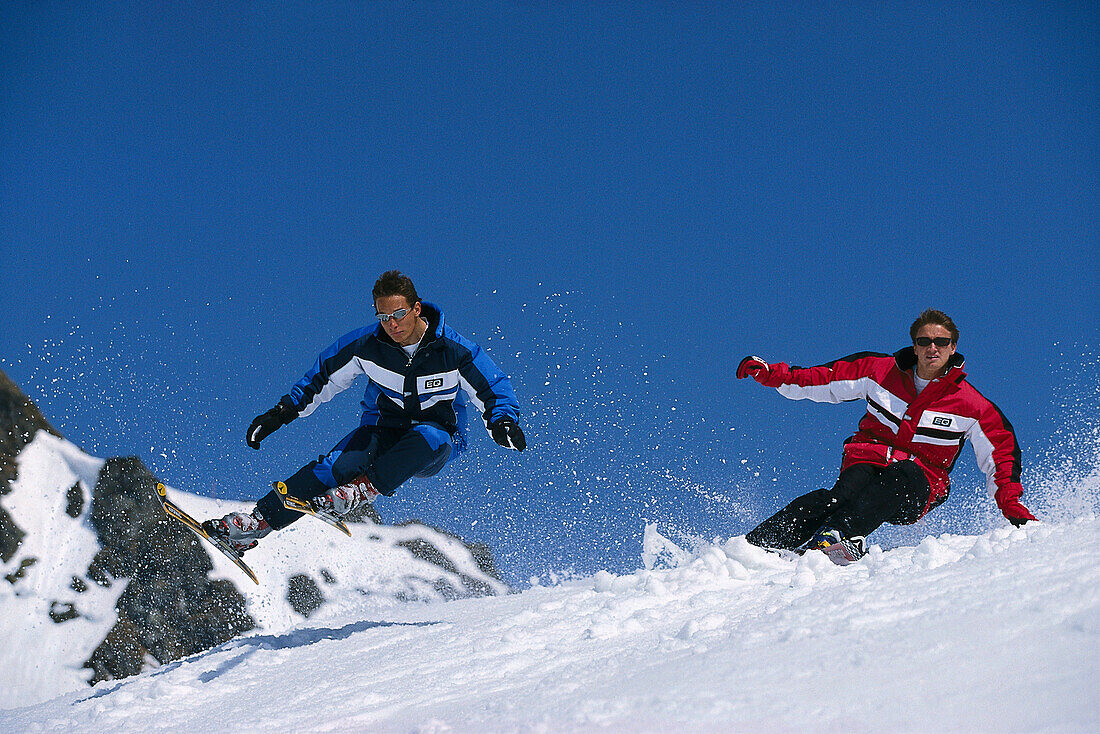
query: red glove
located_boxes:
[995,483,1037,527]
[736,356,771,384]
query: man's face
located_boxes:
[375,295,421,346]
[913,323,957,380]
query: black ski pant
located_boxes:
[745,460,931,550]
[256,424,452,530]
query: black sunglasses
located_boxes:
[914,336,954,347]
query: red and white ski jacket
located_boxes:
[757,349,1035,524]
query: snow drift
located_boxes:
[3,510,1097,732]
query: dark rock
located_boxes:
[344,501,382,525]
[70,576,88,593]
[397,523,507,597]
[49,601,80,623]
[432,577,463,601]
[82,456,255,684]
[466,541,504,585]
[4,556,36,585]
[0,506,25,564]
[287,574,325,618]
[65,482,84,518]
[0,369,60,497]
[82,615,147,683]
[86,551,113,588]
[0,369,59,561]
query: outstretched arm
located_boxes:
[736,352,889,404]
[246,327,374,449]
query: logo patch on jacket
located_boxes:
[932,416,952,427]
[416,371,459,396]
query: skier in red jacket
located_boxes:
[737,309,1035,564]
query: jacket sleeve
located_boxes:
[285,327,374,419]
[453,335,520,428]
[967,397,1035,524]
[763,352,890,404]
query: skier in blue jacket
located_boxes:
[203,270,526,553]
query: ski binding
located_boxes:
[154,482,259,584]
[273,481,351,536]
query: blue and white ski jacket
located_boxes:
[280,302,520,447]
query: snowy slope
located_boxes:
[0,432,116,707]
[3,514,1097,733]
[0,432,508,709]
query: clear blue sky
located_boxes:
[2,2,1097,584]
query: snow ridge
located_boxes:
[4,514,1097,733]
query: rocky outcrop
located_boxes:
[0,369,60,495]
[0,370,509,694]
[82,457,254,683]
[0,370,60,562]
[397,524,505,599]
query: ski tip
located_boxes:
[337,521,351,537]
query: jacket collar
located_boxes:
[420,301,444,340]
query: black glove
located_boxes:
[246,400,297,449]
[490,419,526,451]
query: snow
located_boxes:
[0,434,120,708]
[3,501,1098,732]
[173,489,510,617]
[0,433,507,709]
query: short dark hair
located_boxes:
[910,309,959,343]
[372,270,420,306]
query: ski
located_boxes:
[273,481,351,537]
[762,545,863,565]
[763,546,806,561]
[820,542,863,566]
[154,482,259,585]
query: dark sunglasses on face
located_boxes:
[376,307,411,323]
[915,336,954,347]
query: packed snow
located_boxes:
[3,479,1097,732]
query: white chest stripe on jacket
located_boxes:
[363,359,406,396]
[415,370,460,411]
[865,400,901,432]
[778,376,908,421]
[420,389,460,411]
[300,357,408,418]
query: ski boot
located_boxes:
[806,527,867,566]
[310,475,380,517]
[201,509,272,554]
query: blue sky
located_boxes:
[2,2,1097,584]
